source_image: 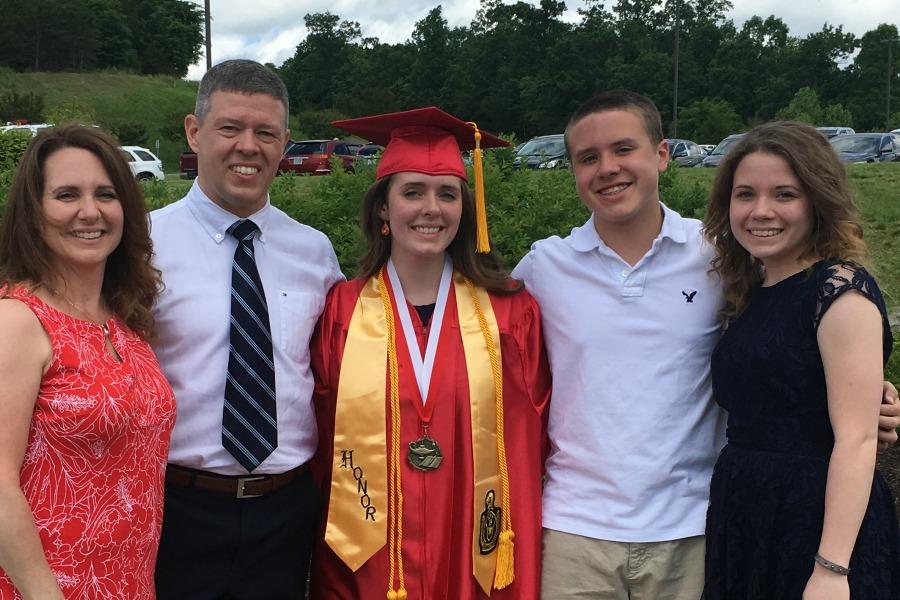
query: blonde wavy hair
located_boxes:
[702,121,869,319]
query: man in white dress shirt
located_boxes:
[150,60,342,599]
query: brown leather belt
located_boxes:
[165,463,309,499]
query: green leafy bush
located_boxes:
[659,163,708,219]
[0,130,31,169]
[142,178,191,211]
[0,167,12,214]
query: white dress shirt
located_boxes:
[150,181,343,475]
[512,204,728,542]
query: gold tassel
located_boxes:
[468,123,491,254]
[493,530,516,589]
[466,277,515,590]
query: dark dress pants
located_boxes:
[155,470,321,600]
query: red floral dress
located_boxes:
[0,288,176,599]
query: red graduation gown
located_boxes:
[309,277,550,600]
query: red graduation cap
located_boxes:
[332,107,508,253]
[332,106,509,181]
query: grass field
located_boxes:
[0,71,330,177]
[1,69,197,171]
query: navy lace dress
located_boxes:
[704,260,900,599]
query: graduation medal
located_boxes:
[407,435,443,471]
[388,258,453,473]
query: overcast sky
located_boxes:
[184,0,898,80]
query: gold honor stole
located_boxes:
[325,269,514,596]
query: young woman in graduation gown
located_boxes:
[309,108,551,600]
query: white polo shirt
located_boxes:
[150,181,343,475]
[512,204,727,542]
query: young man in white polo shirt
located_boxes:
[512,90,900,599]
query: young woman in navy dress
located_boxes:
[702,121,900,600]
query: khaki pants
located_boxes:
[541,528,705,600]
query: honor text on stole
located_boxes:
[339,449,377,522]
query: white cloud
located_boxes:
[729,0,896,36]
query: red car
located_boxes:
[278,140,361,175]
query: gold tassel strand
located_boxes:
[465,278,515,589]
[379,271,407,600]
[467,122,491,254]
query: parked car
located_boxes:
[891,128,900,135]
[700,134,745,167]
[699,144,716,154]
[830,133,900,163]
[816,126,855,139]
[514,134,568,169]
[666,138,705,167]
[0,122,53,136]
[179,150,197,179]
[120,146,164,181]
[279,139,358,175]
[356,143,383,166]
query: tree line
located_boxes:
[0,0,203,77]
[276,0,900,143]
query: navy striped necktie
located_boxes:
[223,219,277,472]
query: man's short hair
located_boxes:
[565,90,664,153]
[194,59,289,128]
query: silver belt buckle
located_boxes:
[236,475,265,498]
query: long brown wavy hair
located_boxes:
[0,125,162,339]
[356,174,522,294]
[703,121,868,319]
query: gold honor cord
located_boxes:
[379,269,407,600]
[456,275,515,593]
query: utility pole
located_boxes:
[671,0,681,138]
[205,0,212,70]
[883,37,900,130]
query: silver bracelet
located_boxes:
[814,553,850,576]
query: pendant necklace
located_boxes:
[387,256,452,471]
[51,288,113,340]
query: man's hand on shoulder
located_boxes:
[877,381,900,450]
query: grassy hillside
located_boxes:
[0,69,197,171]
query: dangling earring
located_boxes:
[380,222,390,236]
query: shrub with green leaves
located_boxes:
[0,130,31,170]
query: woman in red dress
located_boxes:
[309,108,551,600]
[0,126,175,599]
